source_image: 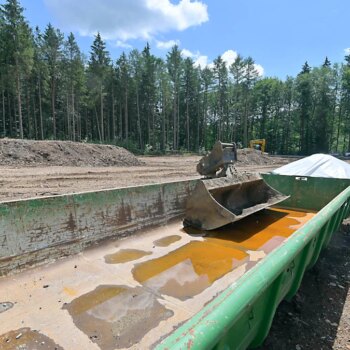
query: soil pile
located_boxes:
[236,148,277,166]
[0,139,143,167]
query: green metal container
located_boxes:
[157,174,350,350]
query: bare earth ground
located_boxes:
[0,148,349,348]
[0,155,290,202]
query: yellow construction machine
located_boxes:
[249,139,266,152]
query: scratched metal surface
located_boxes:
[0,180,196,276]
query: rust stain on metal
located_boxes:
[66,212,77,231]
[63,284,173,349]
[153,235,182,247]
[104,249,152,264]
[0,327,64,350]
[117,201,132,226]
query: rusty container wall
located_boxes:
[0,180,196,276]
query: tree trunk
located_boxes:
[186,97,189,151]
[72,88,75,141]
[15,65,23,139]
[100,85,104,143]
[38,78,44,140]
[136,88,142,149]
[51,77,56,139]
[124,88,128,145]
[1,81,5,137]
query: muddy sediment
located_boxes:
[63,285,173,349]
[0,327,64,350]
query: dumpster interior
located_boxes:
[0,205,316,350]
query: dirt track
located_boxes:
[0,155,289,202]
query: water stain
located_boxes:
[133,241,248,300]
[63,286,78,297]
[104,249,152,264]
[63,285,173,350]
[0,302,13,314]
[0,327,63,350]
[153,235,182,247]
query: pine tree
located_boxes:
[63,32,85,141]
[1,0,33,138]
[42,23,63,139]
[166,45,182,150]
[87,32,110,142]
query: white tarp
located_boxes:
[272,153,350,179]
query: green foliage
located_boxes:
[0,0,350,156]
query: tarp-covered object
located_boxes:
[272,153,350,179]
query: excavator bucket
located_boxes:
[184,174,289,230]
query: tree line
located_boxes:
[1,0,350,155]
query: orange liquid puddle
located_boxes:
[204,208,316,252]
[132,208,315,299]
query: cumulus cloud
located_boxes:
[44,0,208,41]
[221,50,238,66]
[181,49,208,67]
[180,48,264,75]
[345,48,350,55]
[254,64,264,76]
[156,39,180,50]
[116,40,133,49]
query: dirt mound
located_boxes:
[236,148,277,166]
[0,139,144,167]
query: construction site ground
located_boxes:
[0,141,349,349]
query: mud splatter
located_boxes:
[0,327,63,350]
[63,285,173,349]
[0,302,13,314]
[104,249,152,264]
[153,235,182,247]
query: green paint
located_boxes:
[157,175,350,349]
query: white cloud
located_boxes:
[156,39,180,50]
[44,0,208,41]
[194,55,209,68]
[181,48,194,58]
[180,49,208,68]
[221,50,238,66]
[345,48,350,55]
[116,40,132,49]
[254,63,264,76]
[179,47,265,75]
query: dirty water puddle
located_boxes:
[104,249,152,264]
[0,327,63,350]
[153,235,182,247]
[63,285,173,349]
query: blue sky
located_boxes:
[4,0,350,78]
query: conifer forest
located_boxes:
[1,0,350,155]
